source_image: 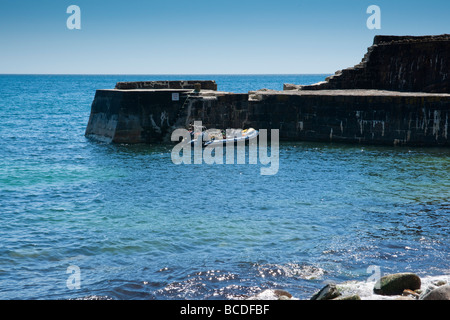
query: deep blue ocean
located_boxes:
[0,74,449,300]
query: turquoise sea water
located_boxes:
[0,74,449,300]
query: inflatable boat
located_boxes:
[188,128,259,147]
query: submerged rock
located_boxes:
[310,283,341,300]
[373,273,421,296]
[432,280,448,287]
[273,289,293,299]
[247,289,294,300]
[420,285,450,300]
[333,294,361,300]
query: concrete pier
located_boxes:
[85,87,450,146]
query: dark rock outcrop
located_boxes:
[420,285,450,300]
[373,273,421,296]
[310,283,341,300]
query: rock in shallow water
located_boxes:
[310,283,341,300]
[273,289,293,299]
[333,294,361,300]
[432,280,447,287]
[373,273,421,296]
[420,285,450,300]
[247,289,294,300]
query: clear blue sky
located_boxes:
[0,0,448,74]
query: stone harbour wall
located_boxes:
[85,34,450,147]
[245,90,450,146]
[85,87,450,147]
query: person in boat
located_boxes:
[187,123,209,144]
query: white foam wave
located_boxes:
[336,274,450,300]
[248,274,450,300]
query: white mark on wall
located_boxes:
[150,114,162,134]
[444,113,448,139]
[371,120,385,137]
[432,110,441,139]
[356,115,385,137]
[356,111,364,135]
[185,100,193,127]
[421,108,428,135]
[160,111,169,127]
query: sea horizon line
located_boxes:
[0,73,332,76]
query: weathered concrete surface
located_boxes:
[115,80,217,91]
[287,35,450,93]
